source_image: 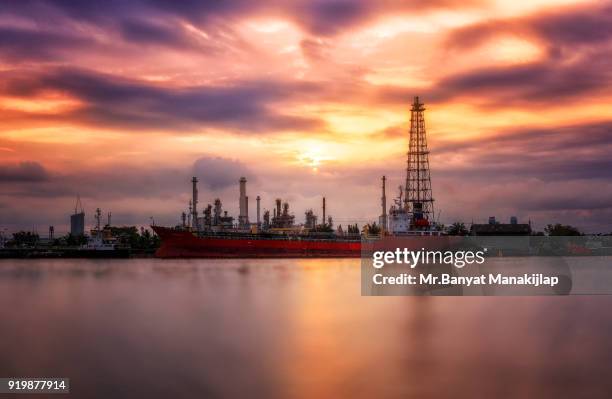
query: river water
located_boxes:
[1,258,611,398]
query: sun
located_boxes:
[297,145,333,171]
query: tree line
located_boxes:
[3,226,160,249]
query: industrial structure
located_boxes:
[152,96,442,258]
[177,97,437,237]
[191,177,199,230]
[238,177,249,228]
[152,173,357,257]
[178,176,335,235]
[386,97,439,235]
[379,176,387,232]
[405,97,434,221]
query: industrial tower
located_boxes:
[404,96,434,226]
[238,177,249,228]
[191,177,198,230]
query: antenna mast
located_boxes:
[74,195,83,214]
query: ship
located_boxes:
[152,97,441,258]
[151,226,361,258]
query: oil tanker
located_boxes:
[152,97,440,258]
[152,225,361,258]
[152,177,364,258]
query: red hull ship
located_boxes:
[152,226,361,258]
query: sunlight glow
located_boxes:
[1,96,81,113]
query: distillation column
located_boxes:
[256,196,261,227]
[381,176,387,232]
[238,177,249,228]
[191,176,199,230]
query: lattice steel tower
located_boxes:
[404,96,434,225]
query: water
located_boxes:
[1,258,611,398]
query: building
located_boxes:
[71,196,85,236]
[470,217,531,236]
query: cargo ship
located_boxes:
[152,97,441,258]
[152,226,361,258]
[152,176,364,258]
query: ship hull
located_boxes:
[151,226,361,258]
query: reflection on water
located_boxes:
[1,259,611,398]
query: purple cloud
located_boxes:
[0,161,50,183]
[0,68,325,133]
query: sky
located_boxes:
[1,0,612,234]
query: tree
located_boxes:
[109,226,160,250]
[447,222,469,236]
[9,231,39,247]
[314,223,334,233]
[64,233,88,246]
[545,224,581,236]
[347,224,360,235]
[336,225,344,236]
[365,222,381,235]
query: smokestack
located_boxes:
[322,197,326,225]
[191,177,198,229]
[256,196,261,226]
[276,199,281,218]
[381,176,387,232]
[95,208,101,231]
[239,177,248,227]
[246,196,249,224]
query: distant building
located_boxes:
[471,216,531,236]
[71,196,85,236]
[71,212,85,236]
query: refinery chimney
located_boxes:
[322,197,326,225]
[239,177,248,227]
[381,176,387,232]
[191,177,198,229]
[276,199,282,219]
[256,196,261,226]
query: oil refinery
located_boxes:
[152,96,441,258]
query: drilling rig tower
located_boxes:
[404,96,434,228]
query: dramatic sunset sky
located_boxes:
[1,0,612,233]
